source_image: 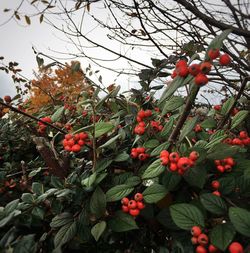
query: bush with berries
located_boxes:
[0,30,249,253]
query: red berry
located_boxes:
[189,151,199,161]
[71,144,81,152]
[239,131,248,139]
[195,73,209,86]
[228,242,244,253]
[134,126,145,135]
[137,201,145,210]
[217,165,225,173]
[4,95,11,103]
[171,70,177,79]
[121,198,129,206]
[122,205,129,213]
[219,54,231,66]
[134,193,143,202]
[161,156,169,166]
[138,121,146,127]
[136,147,146,154]
[64,145,72,152]
[188,64,201,76]
[224,164,232,172]
[191,226,202,237]
[211,180,220,190]
[208,244,220,253]
[176,59,188,68]
[212,190,221,197]
[138,110,146,119]
[65,134,73,140]
[144,109,152,117]
[214,105,221,111]
[208,48,220,60]
[121,197,129,205]
[198,233,209,246]
[128,200,137,209]
[191,236,198,245]
[79,132,88,140]
[74,134,80,141]
[129,208,140,217]
[169,152,180,163]
[136,116,143,122]
[138,153,148,161]
[169,162,178,172]
[130,151,138,159]
[196,245,208,253]
[200,61,212,74]
[63,139,69,147]
[232,138,243,146]
[214,160,221,166]
[78,139,85,146]
[67,139,75,147]
[177,157,192,171]
[160,150,169,158]
[177,66,189,77]
[82,110,88,117]
[194,124,202,132]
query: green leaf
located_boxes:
[90,187,106,219]
[151,142,170,156]
[205,29,232,60]
[161,171,181,191]
[96,158,112,172]
[51,106,64,122]
[179,116,198,142]
[183,165,207,189]
[144,139,160,149]
[21,193,34,204]
[210,222,236,251]
[5,199,19,215]
[106,184,134,202]
[200,193,227,215]
[91,221,106,241]
[114,152,130,162]
[50,212,73,228]
[205,130,227,149]
[95,122,114,138]
[207,143,239,160]
[54,221,77,248]
[32,182,44,195]
[221,97,234,115]
[231,110,249,129]
[98,134,121,149]
[125,176,141,187]
[0,210,21,228]
[81,172,97,188]
[13,234,37,253]
[161,96,184,115]
[218,176,235,195]
[229,207,250,237]
[108,211,138,232]
[142,183,168,203]
[200,118,217,129]
[32,207,45,219]
[161,117,174,138]
[142,159,165,179]
[170,203,205,230]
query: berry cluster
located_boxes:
[121,193,145,217]
[171,50,231,86]
[214,157,235,173]
[194,124,203,133]
[38,117,52,134]
[134,109,152,135]
[211,180,221,197]
[191,226,219,253]
[130,147,150,161]
[62,132,88,152]
[160,151,199,175]
[224,131,250,147]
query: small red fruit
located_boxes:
[71,144,81,152]
[134,193,143,202]
[160,150,169,158]
[137,110,146,119]
[191,226,202,237]
[137,201,145,210]
[67,139,75,147]
[219,53,231,66]
[191,236,198,245]
[177,66,189,77]
[197,233,209,246]
[228,242,244,253]
[169,162,178,172]
[212,190,221,197]
[213,105,221,111]
[239,131,248,139]
[130,151,138,159]
[128,200,137,209]
[208,244,220,253]
[194,124,202,132]
[189,151,199,161]
[136,147,146,154]
[129,208,140,217]
[211,180,220,190]
[188,64,201,76]
[169,152,180,163]
[138,153,148,161]
[217,165,225,173]
[65,134,73,140]
[121,197,129,205]
[122,205,129,213]
[134,126,145,135]
[195,73,209,86]
[4,95,11,103]
[171,70,177,79]
[78,139,85,146]
[196,245,208,253]
[161,156,169,166]
[144,109,152,117]
[177,157,192,171]
[200,61,212,74]
[208,48,220,60]
[176,59,188,68]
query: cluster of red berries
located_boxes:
[171,50,231,86]
[62,132,88,152]
[38,117,52,134]
[160,150,199,175]
[130,147,150,161]
[191,226,219,253]
[214,157,235,173]
[134,109,163,135]
[214,104,239,116]
[121,193,145,217]
[224,131,250,147]
[211,180,221,197]
[194,124,203,133]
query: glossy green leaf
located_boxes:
[142,159,165,179]
[142,183,168,203]
[91,221,106,241]
[106,184,134,202]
